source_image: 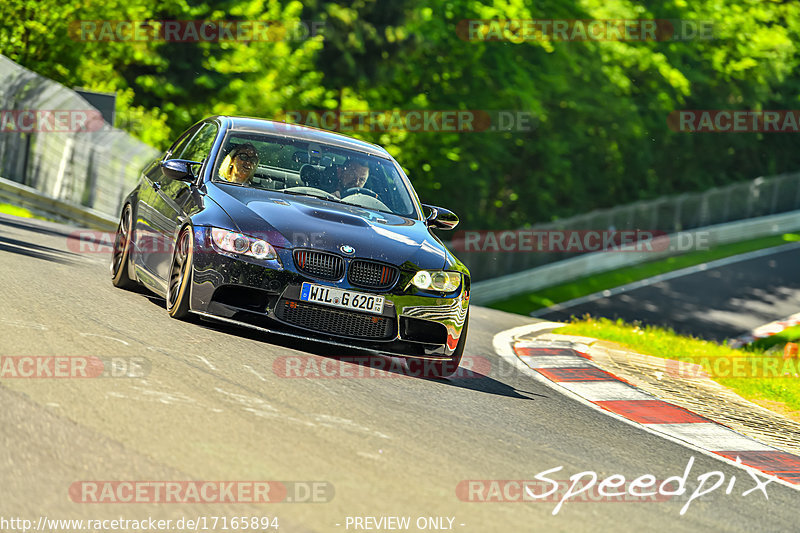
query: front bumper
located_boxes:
[188,227,469,359]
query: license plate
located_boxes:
[299,283,385,315]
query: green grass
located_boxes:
[0,203,37,218]
[489,233,799,315]
[558,317,800,414]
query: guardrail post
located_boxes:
[770,176,781,215]
[82,145,97,208]
[21,132,31,186]
[52,136,75,200]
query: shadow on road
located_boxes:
[0,215,77,240]
[139,301,545,401]
[0,234,78,264]
[137,288,547,400]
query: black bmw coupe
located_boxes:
[111,116,470,377]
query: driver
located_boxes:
[219,143,259,184]
[334,157,369,198]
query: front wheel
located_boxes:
[406,311,469,378]
[166,226,194,319]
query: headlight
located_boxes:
[211,228,278,260]
[411,270,461,292]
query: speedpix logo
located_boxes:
[457,456,775,516]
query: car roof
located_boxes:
[214,115,392,159]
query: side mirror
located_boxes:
[160,159,201,182]
[422,204,459,230]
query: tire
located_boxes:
[166,225,194,319]
[110,204,139,290]
[406,310,469,378]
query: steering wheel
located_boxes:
[343,187,379,199]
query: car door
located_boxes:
[134,124,202,289]
[150,122,219,283]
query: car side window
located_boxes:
[167,124,201,159]
[180,123,219,163]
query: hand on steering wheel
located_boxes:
[343,187,379,198]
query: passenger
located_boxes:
[219,143,259,184]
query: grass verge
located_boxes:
[489,233,800,316]
[558,317,800,416]
[0,203,37,218]
[751,325,800,351]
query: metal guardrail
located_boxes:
[5,167,796,305]
[469,209,800,305]
[455,171,800,282]
[0,176,118,230]
[3,165,799,304]
[0,54,159,220]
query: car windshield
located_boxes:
[212,131,419,218]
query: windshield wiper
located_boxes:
[277,189,342,202]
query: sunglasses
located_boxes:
[236,153,258,163]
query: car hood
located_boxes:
[207,182,449,270]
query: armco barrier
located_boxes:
[2,175,798,295]
[455,171,800,282]
[0,176,117,230]
[470,209,800,305]
[0,55,158,219]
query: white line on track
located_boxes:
[243,364,267,381]
[195,355,217,370]
[557,381,654,401]
[649,423,776,452]
[0,319,48,330]
[79,332,130,345]
[531,240,800,317]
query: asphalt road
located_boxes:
[0,213,798,533]
[537,243,800,342]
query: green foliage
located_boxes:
[3,0,800,229]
